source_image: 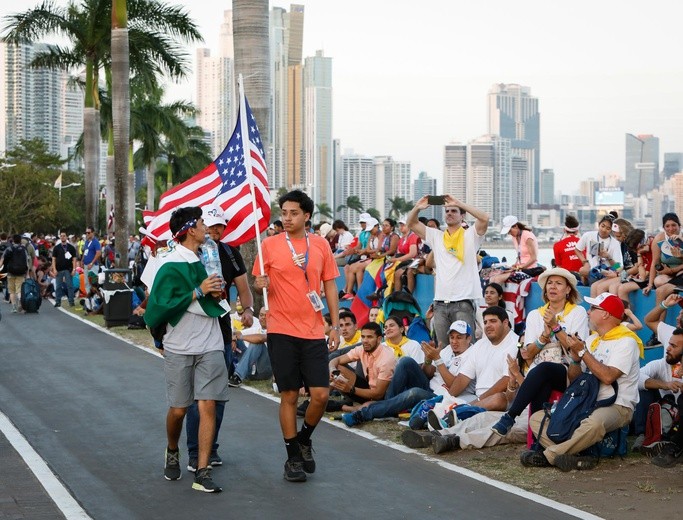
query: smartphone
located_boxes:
[427,195,446,205]
[331,369,341,377]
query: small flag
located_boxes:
[54,173,63,189]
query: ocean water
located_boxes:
[479,246,555,268]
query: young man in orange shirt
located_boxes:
[254,190,341,482]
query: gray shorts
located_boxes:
[163,350,229,408]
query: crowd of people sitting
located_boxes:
[3,200,682,474]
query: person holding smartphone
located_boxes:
[407,194,489,347]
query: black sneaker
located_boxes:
[284,456,307,482]
[228,374,242,388]
[187,456,197,473]
[299,442,315,473]
[520,450,551,468]
[210,451,223,467]
[432,434,460,454]
[553,453,598,472]
[54,301,61,308]
[640,441,673,457]
[645,334,660,347]
[192,467,222,493]
[164,448,181,480]
[651,443,683,468]
[401,429,437,448]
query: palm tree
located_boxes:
[156,125,212,191]
[315,202,334,221]
[388,196,413,219]
[366,208,382,221]
[345,195,364,215]
[111,0,129,266]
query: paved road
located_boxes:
[0,304,584,520]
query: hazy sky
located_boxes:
[3,0,683,195]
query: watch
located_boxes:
[244,306,255,313]
[577,348,587,359]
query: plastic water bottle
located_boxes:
[201,235,223,285]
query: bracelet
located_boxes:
[194,286,204,299]
[433,358,444,367]
[661,301,670,310]
[570,359,582,365]
[424,358,433,366]
[552,324,563,334]
[331,326,340,331]
[535,338,547,350]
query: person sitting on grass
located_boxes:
[228,308,270,388]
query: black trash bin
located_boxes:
[102,268,132,327]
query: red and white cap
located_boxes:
[584,292,624,319]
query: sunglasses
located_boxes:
[444,209,459,214]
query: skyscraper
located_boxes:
[443,143,467,199]
[374,156,411,217]
[413,171,438,220]
[663,152,683,180]
[304,50,333,205]
[540,168,555,205]
[339,153,375,226]
[625,133,659,197]
[488,84,540,204]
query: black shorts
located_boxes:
[267,333,329,391]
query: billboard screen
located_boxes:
[595,190,624,206]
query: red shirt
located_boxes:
[553,235,582,272]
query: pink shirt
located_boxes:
[514,229,538,267]
[346,344,397,388]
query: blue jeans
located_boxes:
[358,357,434,421]
[234,342,272,380]
[186,343,230,458]
[55,269,75,304]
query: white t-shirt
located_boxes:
[576,231,623,269]
[459,329,519,397]
[584,333,640,410]
[658,322,676,359]
[638,358,682,398]
[524,305,590,370]
[429,347,475,397]
[240,322,267,348]
[399,339,425,364]
[424,225,484,302]
[336,231,354,251]
[475,305,515,340]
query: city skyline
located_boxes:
[2,0,682,196]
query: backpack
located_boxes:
[643,394,679,447]
[7,244,28,275]
[544,372,618,444]
[583,425,629,458]
[406,316,431,344]
[20,278,42,313]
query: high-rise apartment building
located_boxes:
[195,11,235,158]
[304,50,333,205]
[540,168,555,205]
[413,171,438,220]
[488,83,540,204]
[663,152,683,180]
[339,154,375,226]
[625,133,659,197]
[443,143,467,200]
[374,156,411,217]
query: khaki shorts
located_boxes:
[163,350,229,408]
[7,274,25,295]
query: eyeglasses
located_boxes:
[589,306,604,313]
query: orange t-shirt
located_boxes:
[253,233,339,339]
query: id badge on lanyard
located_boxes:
[285,232,324,312]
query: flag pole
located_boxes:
[238,73,268,310]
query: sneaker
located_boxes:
[651,443,683,468]
[520,450,551,468]
[631,433,645,452]
[553,453,598,472]
[341,411,363,427]
[283,457,307,482]
[296,399,310,417]
[192,467,222,493]
[427,409,448,431]
[640,440,673,457]
[645,334,660,347]
[491,413,515,437]
[187,457,197,473]
[341,293,354,301]
[164,448,181,481]
[432,434,460,454]
[401,429,437,449]
[68,302,75,307]
[54,302,61,308]
[228,374,243,388]
[210,451,222,467]
[299,442,315,473]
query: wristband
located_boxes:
[571,359,582,365]
[535,338,546,350]
[433,358,444,367]
[661,301,670,310]
[194,286,204,299]
[552,324,563,334]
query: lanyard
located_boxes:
[285,232,310,287]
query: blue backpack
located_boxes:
[544,373,618,444]
[406,316,431,344]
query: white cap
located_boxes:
[365,217,379,229]
[358,212,371,223]
[398,216,407,225]
[500,215,518,235]
[202,205,227,227]
[449,320,472,336]
[319,223,333,237]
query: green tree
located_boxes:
[388,196,413,219]
[315,202,334,221]
[345,195,364,215]
[155,125,212,191]
[366,208,381,221]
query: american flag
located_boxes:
[107,205,114,230]
[142,95,270,246]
